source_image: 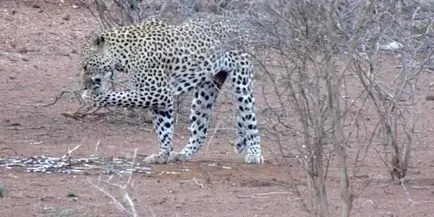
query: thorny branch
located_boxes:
[89,149,146,217]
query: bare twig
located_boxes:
[42,90,81,108]
[89,149,140,217]
[400,178,414,207]
[62,144,82,165]
[192,177,204,188]
[236,191,290,199]
[94,139,101,154]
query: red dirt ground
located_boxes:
[1,1,434,217]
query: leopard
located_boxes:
[79,16,263,164]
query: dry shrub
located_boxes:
[245,0,432,216]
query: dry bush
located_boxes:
[245,0,432,216]
[350,0,433,180]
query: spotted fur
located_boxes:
[80,17,263,164]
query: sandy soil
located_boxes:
[1,1,434,217]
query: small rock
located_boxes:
[69,32,78,39]
[63,15,70,21]
[426,95,434,101]
[60,52,71,57]
[32,4,41,9]
[207,162,218,167]
[17,47,29,54]
[380,41,403,51]
[67,192,77,198]
[9,122,21,127]
[0,185,7,198]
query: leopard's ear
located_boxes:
[89,34,106,53]
[94,35,105,47]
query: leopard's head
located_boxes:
[79,33,115,91]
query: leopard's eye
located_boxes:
[93,78,101,84]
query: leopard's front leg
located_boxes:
[81,70,176,164]
[144,106,175,164]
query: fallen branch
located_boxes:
[0,147,18,155]
[60,106,106,120]
[236,191,289,199]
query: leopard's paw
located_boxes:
[144,152,170,164]
[245,153,264,164]
[168,151,189,162]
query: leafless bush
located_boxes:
[247,2,360,215]
[245,0,432,216]
[350,0,433,180]
[79,0,247,27]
